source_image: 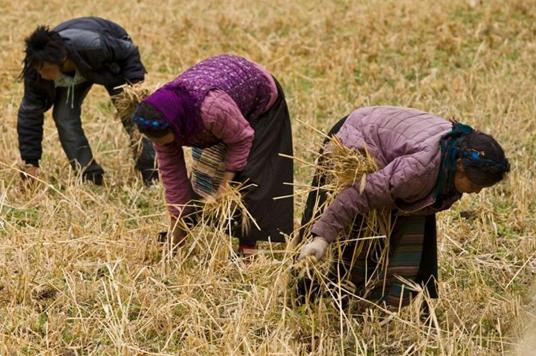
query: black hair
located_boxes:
[133,102,172,138]
[21,25,68,78]
[458,131,510,186]
[140,126,172,138]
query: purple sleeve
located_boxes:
[311,153,437,242]
[200,90,255,172]
[154,141,193,219]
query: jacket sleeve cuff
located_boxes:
[311,221,338,243]
[168,204,194,220]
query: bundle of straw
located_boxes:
[197,182,259,237]
[175,182,260,267]
[112,82,155,119]
[112,82,160,157]
[307,136,391,240]
[293,134,392,303]
[321,137,392,243]
[320,137,378,195]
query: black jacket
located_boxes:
[17,17,146,165]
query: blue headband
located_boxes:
[134,116,169,130]
[461,149,507,170]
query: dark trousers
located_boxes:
[235,78,294,244]
[52,82,156,179]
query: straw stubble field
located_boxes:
[0,0,535,354]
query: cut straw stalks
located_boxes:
[296,135,393,304]
[112,82,156,119]
[197,181,260,238]
[112,83,159,157]
[175,181,261,266]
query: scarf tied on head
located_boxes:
[433,122,474,197]
[133,86,201,138]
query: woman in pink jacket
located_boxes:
[298,106,510,309]
[133,55,293,256]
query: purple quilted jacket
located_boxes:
[311,106,456,242]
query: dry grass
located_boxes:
[321,137,378,195]
[291,134,393,293]
[112,82,157,121]
[193,182,259,239]
[0,0,535,354]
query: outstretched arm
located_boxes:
[311,153,437,243]
[154,141,194,239]
[17,78,52,169]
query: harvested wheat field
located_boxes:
[1,0,535,354]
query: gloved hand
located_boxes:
[298,236,329,262]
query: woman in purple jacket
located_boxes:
[298,106,509,308]
[133,54,293,256]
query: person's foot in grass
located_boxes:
[236,242,257,264]
[141,168,159,187]
[82,171,104,186]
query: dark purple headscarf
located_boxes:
[134,54,273,138]
[135,85,201,138]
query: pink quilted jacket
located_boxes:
[311,106,455,242]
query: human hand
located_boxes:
[213,182,230,200]
[20,164,41,191]
[20,163,40,181]
[215,171,236,199]
[298,236,329,262]
[205,176,234,204]
[167,218,187,246]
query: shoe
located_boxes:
[235,242,257,264]
[141,169,159,187]
[237,242,257,257]
[82,172,104,186]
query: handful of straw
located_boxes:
[112,82,156,119]
[294,134,392,301]
[197,182,259,237]
[306,135,390,238]
[112,82,160,157]
[176,182,260,268]
[320,137,392,249]
[320,137,378,194]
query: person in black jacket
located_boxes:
[18,17,157,186]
